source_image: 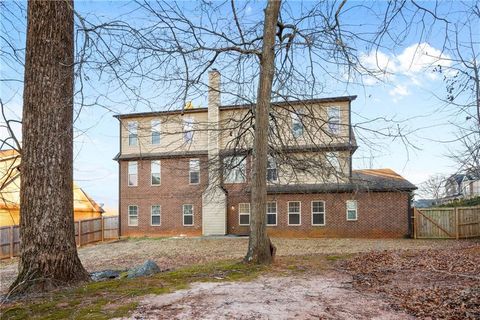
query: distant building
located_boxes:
[0,149,104,227]
[444,172,480,201]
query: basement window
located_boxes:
[151,205,161,226]
[346,200,358,221]
[288,201,301,226]
[183,204,194,226]
[238,203,250,226]
[128,205,138,226]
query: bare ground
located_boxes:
[0,237,465,293]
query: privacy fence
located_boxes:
[413,206,480,239]
[0,216,119,259]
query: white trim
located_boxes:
[346,200,358,221]
[287,201,301,226]
[266,201,277,226]
[150,205,161,226]
[127,121,138,146]
[183,204,194,226]
[127,161,138,187]
[189,158,200,185]
[151,119,161,145]
[150,160,161,186]
[238,203,250,226]
[128,205,138,226]
[311,200,326,226]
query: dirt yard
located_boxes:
[0,237,462,293]
[1,237,478,319]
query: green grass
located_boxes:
[437,196,480,208]
[1,260,265,320]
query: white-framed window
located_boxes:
[128,205,138,226]
[291,109,304,138]
[183,204,194,226]
[128,161,138,186]
[183,118,194,143]
[151,160,161,186]
[266,202,277,226]
[267,156,278,183]
[224,156,246,183]
[288,201,301,226]
[151,120,161,145]
[127,121,138,146]
[238,203,250,226]
[189,159,200,184]
[326,152,341,176]
[346,200,358,221]
[311,201,326,226]
[151,205,161,226]
[328,106,341,134]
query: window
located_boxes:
[267,156,278,182]
[224,156,246,183]
[346,200,358,221]
[266,202,277,226]
[183,204,194,226]
[326,152,341,176]
[128,121,138,146]
[151,205,161,226]
[328,107,341,134]
[288,201,301,225]
[151,120,161,145]
[128,205,138,226]
[151,160,161,185]
[312,201,325,226]
[239,203,250,226]
[189,159,200,184]
[291,110,304,137]
[183,118,194,143]
[128,161,138,186]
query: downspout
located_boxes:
[407,192,413,238]
[117,117,122,238]
[348,100,353,180]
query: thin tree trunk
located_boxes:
[9,0,89,296]
[245,0,281,264]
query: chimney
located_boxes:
[207,69,221,186]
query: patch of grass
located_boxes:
[0,260,264,320]
[325,254,353,261]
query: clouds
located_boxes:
[360,43,452,101]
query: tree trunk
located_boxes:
[9,0,89,296]
[245,0,281,264]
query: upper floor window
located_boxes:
[328,107,341,134]
[266,202,277,226]
[224,156,246,183]
[151,205,161,226]
[128,205,138,226]
[189,159,200,184]
[128,121,138,146]
[326,152,341,176]
[238,203,250,226]
[291,109,304,138]
[346,200,358,221]
[183,118,194,143]
[267,156,278,182]
[128,161,138,186]
[151,120,161,145]
[151,160,161,185]
[312,201,325,226]
[183,204,194,226]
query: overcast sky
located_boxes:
[1,1,477,210]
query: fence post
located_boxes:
[455,207,459,240]
[101,216,105,242]
[9,226,14,258]
[78,220,82,247]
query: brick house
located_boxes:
[114,70,416,238]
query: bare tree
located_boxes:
[8,0,89,296]
[419,174,446,205]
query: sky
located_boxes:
[1,0,478,209]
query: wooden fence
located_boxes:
[0,216,118,259]
[413,206,480,239]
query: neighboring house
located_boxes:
[114,70,416,238]
[444,172,480,201]
[0,149,104,227]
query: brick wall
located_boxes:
[119,158,410,238]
